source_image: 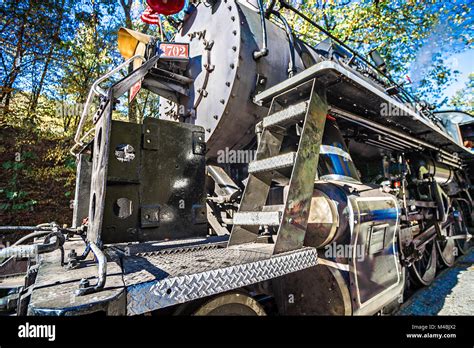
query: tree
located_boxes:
[277,0,472,107]
[450,73,474,115]
[0,0,73,122]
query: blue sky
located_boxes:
[443,49,473,101]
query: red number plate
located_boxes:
[129,80,141,103]
[159,43,189,59]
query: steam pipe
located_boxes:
[270,10,297,77]
[253,0,269,60]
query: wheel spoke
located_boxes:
[410,239,437,287]
[436,225,456,267]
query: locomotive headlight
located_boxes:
[146,0,185,15]
[118,28,153,69]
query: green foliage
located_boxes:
[450,73,474,115]
[276,0,472,106]
[0,152,38,213]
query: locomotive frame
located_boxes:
[0,0,473,316]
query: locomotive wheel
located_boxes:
[436,224,456,268]
[452,200,471,255]
[191,292,266,316]
[410,239,437,287]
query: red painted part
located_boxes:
[326,114,336,121]
[146,0,185,15]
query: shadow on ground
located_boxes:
[397,248,474,315]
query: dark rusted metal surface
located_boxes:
[27,238,125,316]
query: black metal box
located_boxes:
[92,118,207,244]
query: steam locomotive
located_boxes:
[1,0,473,316]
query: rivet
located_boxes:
[230,63,235,69]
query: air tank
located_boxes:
[410,157,455,185]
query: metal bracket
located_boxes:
[141,205,161,228]
[192,131,206,155]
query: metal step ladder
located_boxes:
[228,79,328,254]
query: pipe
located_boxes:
[264,0,277,18]
[253,0,269,60]
[270,11,296,77]
[12,231,52,247]
[331,107,432,150]
[0,226,53,233]
[75,242,107,296]
[0,244,38,259]
[0,233,64,259]
[207,165,241,202]
[376,137,407,150]
[431,181,449,223]
[365,139,399,152]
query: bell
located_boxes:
[146,0,185,15]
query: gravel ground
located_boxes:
[397,248,474,315]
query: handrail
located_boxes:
[71,54,146,156]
